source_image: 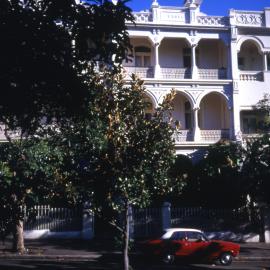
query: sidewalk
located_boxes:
[0,239,270,261]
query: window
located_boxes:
[241,110,267,134]
[238,57,244,70]
[170,231,187,240]
[267,55,270,71]
[183,48,191,68]
[134,46,151,67]
[183,48,199,68]
[186,232,206,242]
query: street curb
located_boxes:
[0,254,270,261]
[237,256,270,261]
[0,254,102,260]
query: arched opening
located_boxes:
[196,39,228,79]
[143,93,155,119]
[198,92,230,141]
[159,38,191,79]
[172,92,193,142]
[238,40,263,71]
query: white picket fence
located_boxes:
[130,204,268,242]
[21,205,94,239]
[22,205,83,232]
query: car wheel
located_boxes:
[219,252,233,266]
[162,253,175,264]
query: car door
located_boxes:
[167,231,191,257]
[184,231,211,258]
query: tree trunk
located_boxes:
[123,202,130,270]
[12,219,25,253]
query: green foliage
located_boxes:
[0,138,73,238]
[0,0,133,134]
[184,140,246,208]
[242,134,270,204]
[256,93,270,131]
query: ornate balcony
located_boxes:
[233,11,264,27]
[124,67,228,80]
[239,71,264,81]
[197,16,229,27]
[124,67,154,78]
[198,68,227,80]
[173,130,193,143]
[160,68,191,79]
[133,11,151,23]
[200,129,230,142]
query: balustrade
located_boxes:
[160,68,191,79]
[197,16,228,26]
[133,12,151,23]
[173,130,193,143]
[198,68,227,79]
[200,129,230,142]
[234,11,264,27]
[124,66,154,78]
[239,71,263,81]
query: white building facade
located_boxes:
[124,0,270,157]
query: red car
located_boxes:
[141,228,240,266]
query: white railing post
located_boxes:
[82,202,94,240]
[162,202,171,230]
[193,107,201,141]
[191,44,198,79]
[263,52,268,72]
[154,42,161,78]
[264,206,270,243]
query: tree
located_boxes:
[0,0,132,135]
[50,69,182,270]
[242,134,270,205]
[0,138,72,252]
[0,0,133,252]
[255,93,270,131]
[192,140,245,208]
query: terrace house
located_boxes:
[124,0,270,156]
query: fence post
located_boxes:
[263,205,270,243]
[162,202,171,231]
[82,202,94,240]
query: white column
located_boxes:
[263,53,268,72]
[230,41,239,80]
[193,107,201,141]
[232,83,241,141]
[230,40,241,140]
[191,44,198,79]
[154,42,161,78]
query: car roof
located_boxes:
[164,228,203,233]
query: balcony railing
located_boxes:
[124,67,154,78]
[239,71,263,81]
[200,129,230,142]
[173,130,193,143]
[124,67,228,80]
[198,68,227,79]
[160,68,191,79]
[133,11,152,23]
[197,16,229,26]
